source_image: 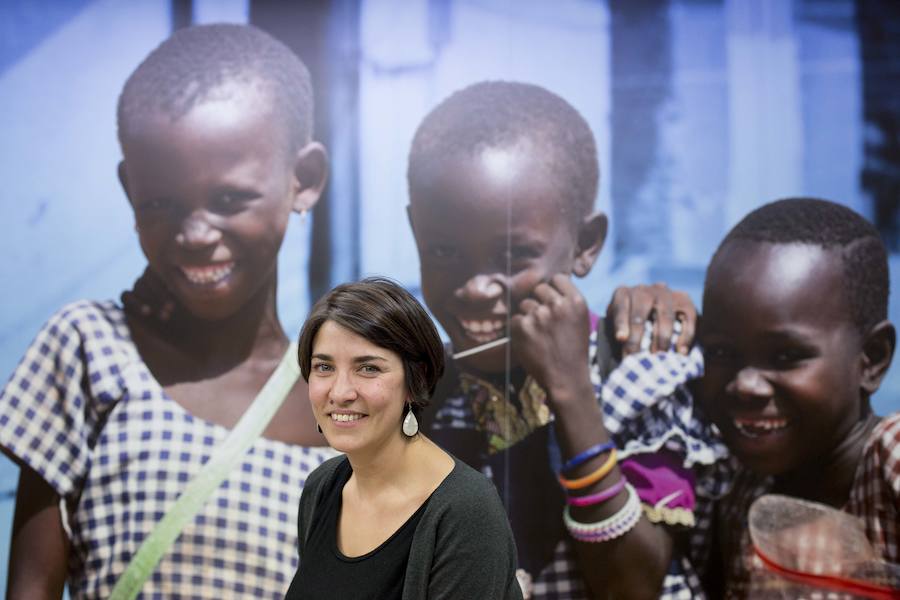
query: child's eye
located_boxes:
[503,246,541,270]
[212,191,255,213]
[137,198,169,213]
[771,348,811,368]
[702,344,735,363]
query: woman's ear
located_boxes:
[291,141,329,214]
[860,319,896,395]
[572,212,608,278]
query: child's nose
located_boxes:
[728,366,775,400]
[455,274,504,302]
[175,213,222,249]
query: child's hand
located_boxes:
[510,274,592,406]
[121,267,177,322]
[606,283,696,355]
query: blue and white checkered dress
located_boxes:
[0,300,338,599]
[430,320,733,599]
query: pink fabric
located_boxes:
[619,449,696,511]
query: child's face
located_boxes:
[408,143,590,374]
[697,241,865,477]
[119,85,302,321]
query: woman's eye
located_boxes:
[312,363,332,373]
[359,364,381,375]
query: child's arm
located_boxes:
[511,274,677,599]
[6,464,68,600]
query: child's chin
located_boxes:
[455,345,512,375]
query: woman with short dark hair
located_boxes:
[286,277,523,600]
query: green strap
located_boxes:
[109,343,301,600]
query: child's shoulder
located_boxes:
[866,412,900,469]
[47,299,126,334]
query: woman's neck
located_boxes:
[773,410,879,507]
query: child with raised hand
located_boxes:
[0,24,337,599]
[696,197,899,597]
[407,81,730,599]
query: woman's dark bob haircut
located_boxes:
[297,277,445,416]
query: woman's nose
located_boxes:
[176,213,222,249]
[454,274,504,302]
[328,369,358,403]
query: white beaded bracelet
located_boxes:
[563,482,642,543]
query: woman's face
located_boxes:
[308,320,408,456]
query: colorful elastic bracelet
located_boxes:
[561,441,616,473]
[564,483,642,543]
[566,477,626,507]
[558,448,618,490]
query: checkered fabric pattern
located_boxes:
[431,319,732,599]
[0,301,339,599]
[719,415,900,599]
[846,411,900,564]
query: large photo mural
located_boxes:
[1,0,898,598]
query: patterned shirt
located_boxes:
[0,300,338,599]
[426,317,732,599]
[716,412,900,598]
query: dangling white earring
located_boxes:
[402,403,419,437]
[300,209,308,224]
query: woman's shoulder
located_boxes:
[430,455,504,513]
[304,454,348,493]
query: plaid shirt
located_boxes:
[717,412,900,599]
[427,317,732,599]
[0,301,338,599]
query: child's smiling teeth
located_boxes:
[459,318,505,344]
[733,417,788,439]
[180,262,235,285]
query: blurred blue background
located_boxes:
[1,0,899,593]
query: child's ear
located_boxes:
[291,142,329,213]
[572,211,608,277]
[860,319,896,395]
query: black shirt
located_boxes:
[285,459,428,600]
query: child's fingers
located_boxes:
[607,287,634,343]
[532,281,563,306]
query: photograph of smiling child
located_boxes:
[0,24,336,599]
[696,197,900,597]
[406,80,730,599]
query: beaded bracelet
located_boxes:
[566,477,626,507]
[564,482,642,543]
[561,441,616,473]
[558,448,617,490]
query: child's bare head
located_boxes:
[408,81,598,227]
[698,198,894,479]
[406,82,606,373]
[117,23,313,155]
[116,24,327,322]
